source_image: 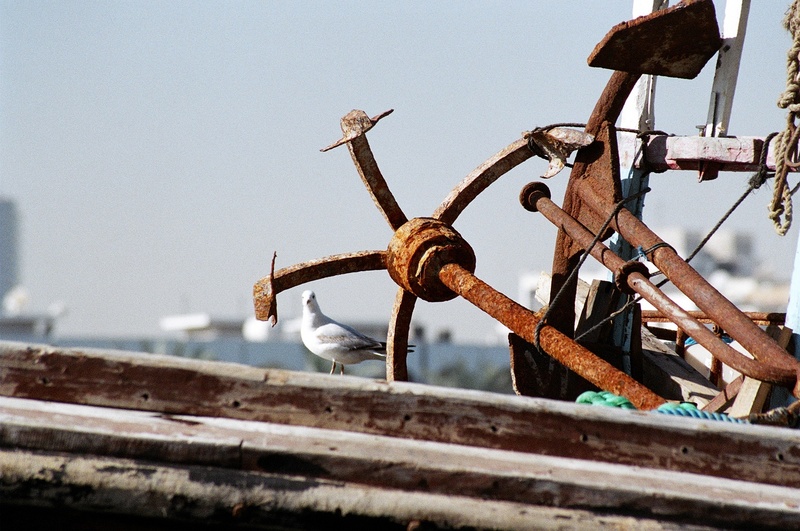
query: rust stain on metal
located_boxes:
[437,262,665,410]
[590,197,800,391]
[588,0,721,79]
[509,333,596,400]
[251,0,791,405]
[321,109,408,230]
[386,217,476,303]
[642,310,786,327]
[549,121,626,336]
[252,250,387,323]
[524,185,797,388]
[433,138,533,226]
[385,288,416,382]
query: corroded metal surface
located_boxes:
[322,109,408,230]
[385,287,416,382]
[642,310,786,327]
[550,120,628,336]
[524,184,797,388]
[252,250,386,323]
[600,197,800,391]
[386,217,476,302]
[437,263,665,410]
[588,0,721,79]
[509,332,597,401]
[433,138,533,225]
[250,0,785,410]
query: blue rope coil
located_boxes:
[656,402,747,423]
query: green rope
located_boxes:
[576,391,745,423]
[575,390,636,409]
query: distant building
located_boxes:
[160,313,250,340]
[161,311,428,344]
[656,227,755,278]
[0,198,19,301]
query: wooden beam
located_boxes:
[703,0,750,138]
[1,341,799,490]
[703,375,744,413]
[728,326,792,417]
[640,326,719,407]
[2,396,799,529]
[0,449,622,530]
[642,135,782,172]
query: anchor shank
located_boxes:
[252,250,387,324]
[437,262,665,410]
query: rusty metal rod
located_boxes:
[386,288,416,382]
[642,310,786,327]
[434,139,533,226]
[437,262,665,410]
[526,188,796,388]
[322,109,408,231]
[346,133,409,231]
[584,188,800,382]
[253,250,387,324]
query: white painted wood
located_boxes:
[704,0,751,137]
[643,134,777,171]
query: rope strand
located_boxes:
[771,0,800,235]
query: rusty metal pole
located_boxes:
[521,182,797,387]
[322,109,408,231]
[578,185,800,382]
[436,262,665,410]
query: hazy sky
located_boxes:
[1,1,797,343]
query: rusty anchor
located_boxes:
[254,0,800,408]
[253,107,664,409]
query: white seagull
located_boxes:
[300,290,392,374]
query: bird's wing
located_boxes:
[315,322,386,353]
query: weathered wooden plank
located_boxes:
[703,375,744,413]
[643,135,780,172]
[0,396,243,468]
[728,376,772,417]
[640,326,719,406]
[575,279,620,343]
[2,449,735,531]
[702,0,750,138]
[728,325,791,416]
[2,400,800,529]
[1,341,799,491]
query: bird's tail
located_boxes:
[378,342,415,353]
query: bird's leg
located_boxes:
[339,364,345,375]
[329,361,336,375]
